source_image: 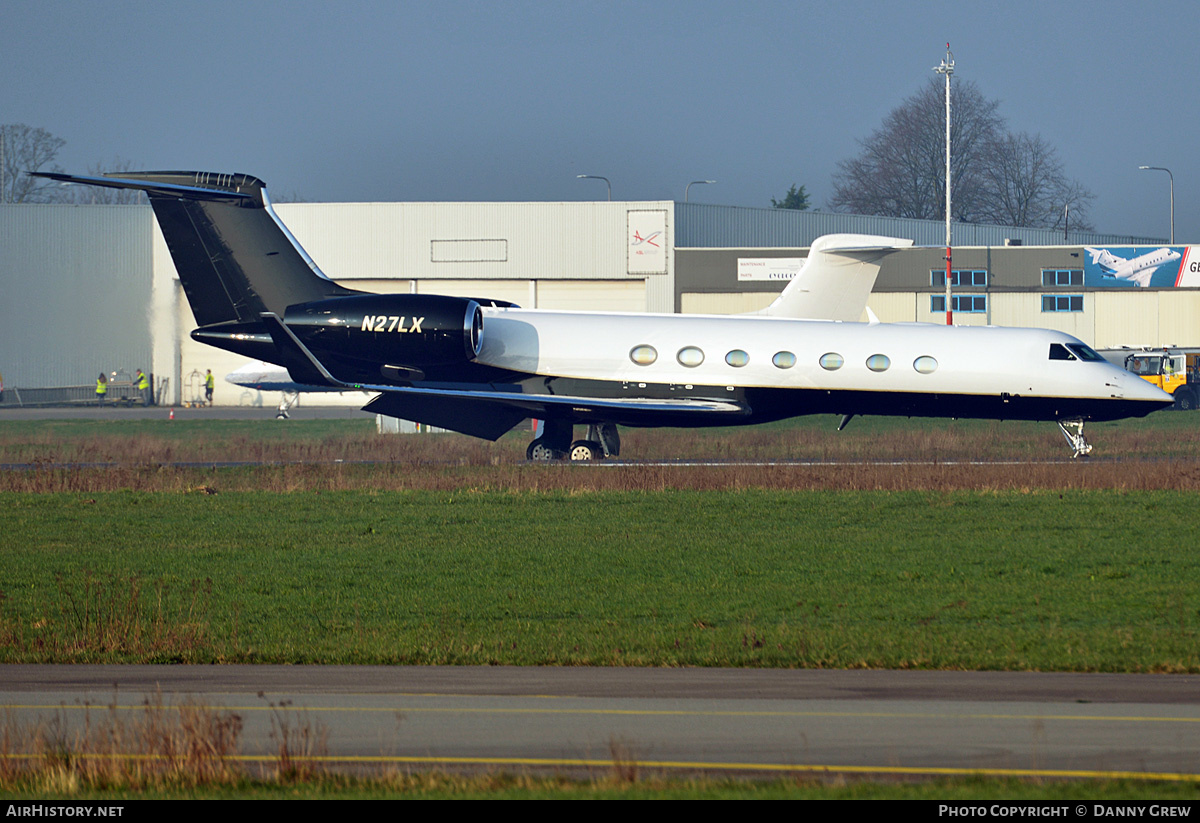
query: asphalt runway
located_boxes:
[4,666,1199,780]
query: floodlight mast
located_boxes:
[1138,166,1174,245]
[934,44,954,325]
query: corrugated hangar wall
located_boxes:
[673,202,1163,248]
[0,204,153,388]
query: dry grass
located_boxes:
[5,458,1200,494]
[4,414,1200,494]
[266,699,329,784]
[2,693,244,790]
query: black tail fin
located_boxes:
[32,170,356,327]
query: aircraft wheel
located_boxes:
[527,438,563,461]
[569,440,603,461]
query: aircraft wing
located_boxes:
[259,313,749,439]
[1129,269,1156,287]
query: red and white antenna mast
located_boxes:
[934,43,955,325]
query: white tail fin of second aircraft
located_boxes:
[749,234,913,321]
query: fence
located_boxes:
[0,382,149,407]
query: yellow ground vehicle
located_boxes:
[1122,349,1200,410]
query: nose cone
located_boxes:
[1127,372,1176,408]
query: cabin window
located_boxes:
[1048,343,1076,361]
[866,354,891,372]
[913,356,938,374]
[677,346,705,367]
[725,350,749,367]
[819,353,844,371]
[1042,294,1083,312]
[630,344,658,365]
[772,351,796,369]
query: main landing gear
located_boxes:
[527,421,620,461]
[1057,418,1092,459]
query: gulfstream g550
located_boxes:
[36,170,1172,459]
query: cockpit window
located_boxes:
[1049,343,1076,361]
[1066,344,1104,362]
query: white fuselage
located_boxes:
[476,308,1167,407]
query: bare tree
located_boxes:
[828,80,1091,230]
[1,124,67,203]
[976,132,1093,230]
[830,79,1003,221]
[67,157,147,204]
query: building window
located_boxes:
[931,294,987,313]
[1042,268,1083,287]
[931,269,987,287]
[1042,294,1083,313]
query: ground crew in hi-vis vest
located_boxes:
[96,373,107,403]
[136,369,151,405]
[205,369,214,406]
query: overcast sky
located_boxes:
[7,0,1198,241]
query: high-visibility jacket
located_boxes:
[205,373,214,390]
[137,371,149,390]
[96,378,107,396]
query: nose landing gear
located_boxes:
[1057,418,1092,459]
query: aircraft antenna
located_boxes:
[934,44,955,325]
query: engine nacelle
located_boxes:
[284,294,484,373]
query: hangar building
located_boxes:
[0,198,1185,406]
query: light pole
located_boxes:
[576,174,611,201]
[934,44,955,325]
[685,180,715,202]
[1138,165,1174,244]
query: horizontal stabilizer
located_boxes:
[31,171,260,203]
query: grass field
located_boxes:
[2,486,1198,668]
[3,413,1200,668]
